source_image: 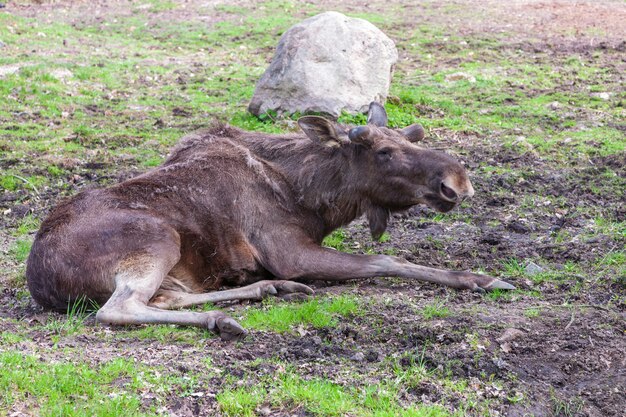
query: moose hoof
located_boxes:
[207,314,247,342]
[279,292,310,302]
[458,272,516,292]
[483,279,516,291]
[274,281,315,297]
[216,317,247,342]
[256,280,314,300]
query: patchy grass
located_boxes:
[8,239,32,263]
[0,353,151,416]
[1,1,624,416]
[217,366,452,417]
[420,299,451,319]
[322,228,352,252]
[241,295,363,333]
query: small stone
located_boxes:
[0,40,5,48]
[524,261,544,275]
[50,68,73,81]
[350,352,365,362]
[0,64,22,78]
[590,92,611,101]
[258,406,272,416]
[445,72,476,83]
[311,336,322,346]
[492,357,508,368]
[496,328,525,343]
[506,220,529,234]
[547,101,561,110]
[365,350,381,362]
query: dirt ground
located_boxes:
[1,1,625,416]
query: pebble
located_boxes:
[258,406,272,416]
[524,261,544,275]
[350,352,365,362]
[492,357,508,368]
[365,350,382,362]
[590,92,611,101]
[445,72,476,83]
[50,68,73,81]
[496,328,526,343]
[0,40,5,48]
[547,101,561,110]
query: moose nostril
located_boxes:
[440,182,458,201]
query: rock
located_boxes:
[524,261,544,275]
[0,40,5,48]
[258,406,272,416]
[547,101,561,110]
[492,357,508,368]
[506,220,529,234]
[0,64,22,78]
[350,352,365,362]
[50,68,73,81]
[365,350,382,362]
[480,231,501,246]
[496,328,525,343]
[590,92,611,101]
[249,11,397,118]
[445,72,476,83]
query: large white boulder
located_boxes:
[248,11,398,118]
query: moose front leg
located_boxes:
[150,280,314,310]
[264,245,515,292]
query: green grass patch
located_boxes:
[0,352,150,416]
[241,295,363,333]
[217,366,451,417]
[9,239,33,263]
[217,385,264,417]
[322,228,351,252]
[420,299,451,319]
[0,174,20,191]
[13,215,41,236]
[524,307,542,318]
[0,331,28,345]
[117,325,207,344]
[525,127,625,158]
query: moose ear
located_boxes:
[367,102,388,127]
[298,116,343,147]
[348,125,375,148]
[401,123,425,143]
[366,205,390,241]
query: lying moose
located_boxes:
[27,102,514,341]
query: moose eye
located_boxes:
[376,148,392,159]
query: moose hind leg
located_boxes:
[95,253,246,341]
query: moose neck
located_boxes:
[242,133,369,233]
